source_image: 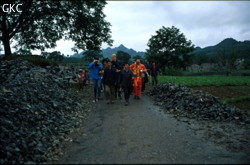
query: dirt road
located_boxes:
[53,93,249,164]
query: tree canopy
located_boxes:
[82,50,103,63]
[145,26,194,69]
[116,50,131,65]
[0,0,113,56]
[41,51,64,62]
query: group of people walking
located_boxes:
[88,54,159,106]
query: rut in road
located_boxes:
[54,94,248,164]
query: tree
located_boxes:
[116,50,131,65]
[47,51,64,62]
[132,55,146,64]
[0,0,113,56]
[191,53,210,65]
[41,51,64,62]
[41,51,50,59]
[82,50,103,63]
[13,49,32,55]
[215,48,239,69]
[132,55,142,61]
[0,43,3,55]
[145,26,194,69]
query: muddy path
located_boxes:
[53,93,249,164]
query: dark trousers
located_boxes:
[142,81,145,92]
[152,75,158,85]
[115,84,121,98]
[123,86,132,101]
[83,80,87,86]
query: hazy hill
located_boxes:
[71,44,145,58]
[191,38,250,58]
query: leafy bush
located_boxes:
[243,59,250,69]
[162,67,183,76]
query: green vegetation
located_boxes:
[82,50,103,64]
[243,59,250,69]
[190,38,250,69]
[1,1,113,56]
[117,51,131,65]
[145,26,195,70]
[158,75,250,86]
[181,70,250,76]
[41,51,64,62]
[161,67,183,76]
[223,95,250,104]
[191,38,250,59]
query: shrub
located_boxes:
[243,59,250,69]
[162,67,183,76]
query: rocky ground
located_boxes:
[53,90,250,164]
[148,83,250,123]
[147,83,250,157]
[191,85,250,111]
[0,59,92,164]
[1,59,249,164]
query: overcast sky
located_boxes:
[33,1,250,55]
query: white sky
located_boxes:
[29,1,250,55]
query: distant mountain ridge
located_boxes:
[71,44,145,58]
[70,38,250,59]
[191,38,250,58]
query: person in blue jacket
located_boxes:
[88,57,103,102]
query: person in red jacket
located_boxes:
[130,58,146,99]
[81,69,88,86]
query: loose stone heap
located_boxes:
[0,59,88,164]
[148,83,250,123]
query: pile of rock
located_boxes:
[0,59,88,164]
[148,83,250,123]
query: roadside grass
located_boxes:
[158,75,250,86]
[182,70,250,76]
[230,69,250,74]
[223,95,250,104]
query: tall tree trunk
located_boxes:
[1,11,12,56]
[2,37,11,56]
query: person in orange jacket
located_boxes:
[130,58,146,99]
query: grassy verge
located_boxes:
[223,95,250,104]
[182,69,250,76]
[158,75,250,86]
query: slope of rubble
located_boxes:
[148,83,250,123]
[0,59,89,164]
